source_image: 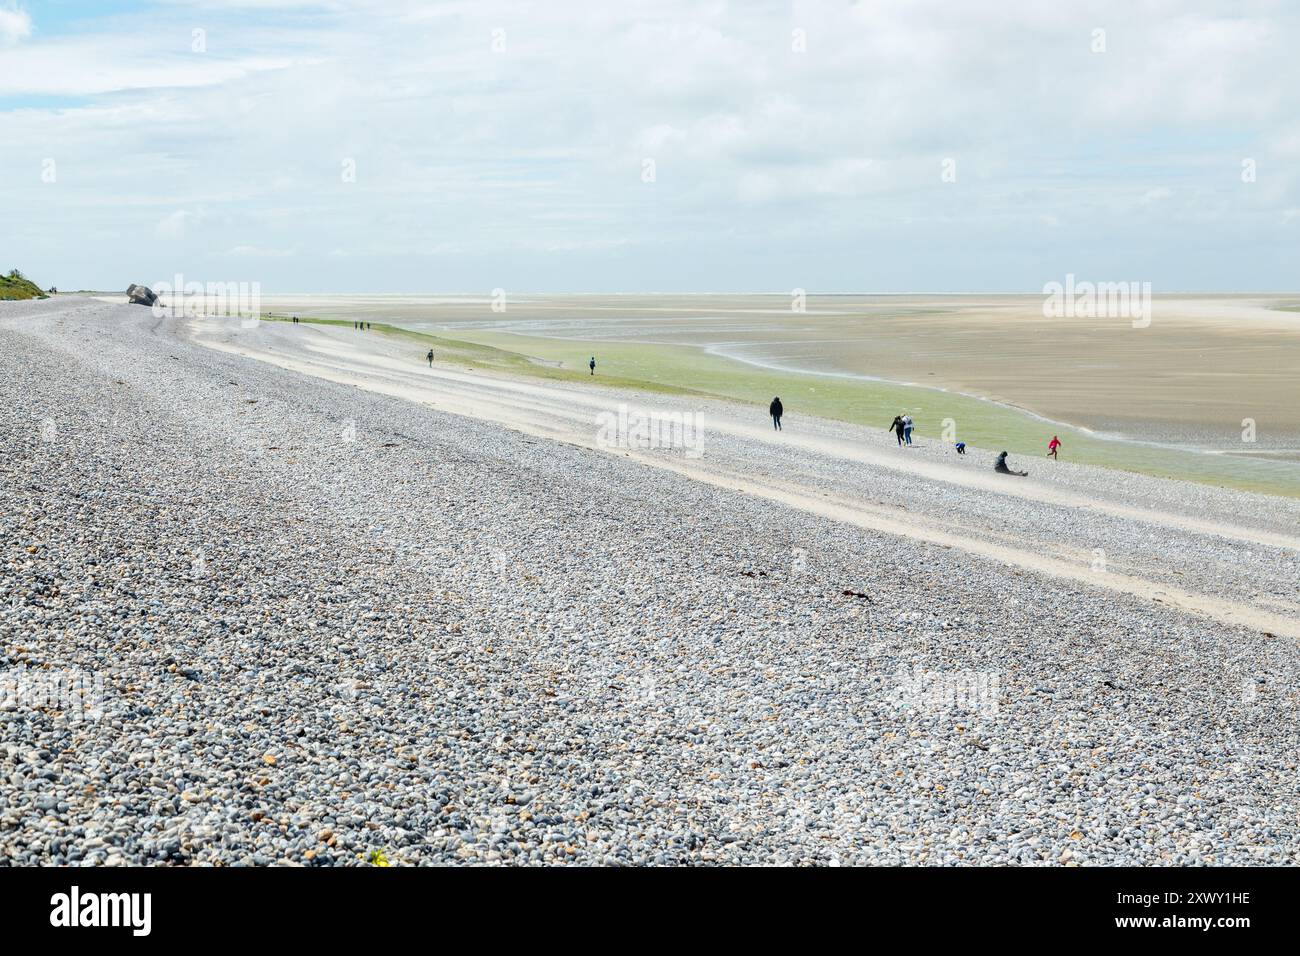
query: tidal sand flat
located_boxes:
[4,297,1299,865]
[263,292,1300,447]
[257,293,1300,496]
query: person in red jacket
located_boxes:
[1047,435,1061,459]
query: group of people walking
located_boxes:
[768,398,1062,476]
[410,347,1062,476]
[888,414,915,447]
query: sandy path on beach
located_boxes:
[259,292,1300,447]
[188,316,1300,639]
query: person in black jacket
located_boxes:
[889,415,905,446]
[994,451,1028,476]
[769,397,784,430]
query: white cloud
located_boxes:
[4,0,1300,291]
[156,209,204,239]
[0,37,299,96]
[225,244,294,257]
[0,4,31,47]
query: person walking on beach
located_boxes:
[589,356,596,376]
[955,441,966,455]
[1047,435,1061,459]
[889,415,905,446]
[426,349,434,368]
[994,451,1028,476]
[769,397,784,431]
[902,414,914,446]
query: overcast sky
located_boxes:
[3,0,1298,292]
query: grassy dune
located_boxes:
[261,314,1300,497]
[0,270,47,301]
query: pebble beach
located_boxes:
[3,297,1299,866]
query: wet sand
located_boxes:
[260,293,1300,456]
